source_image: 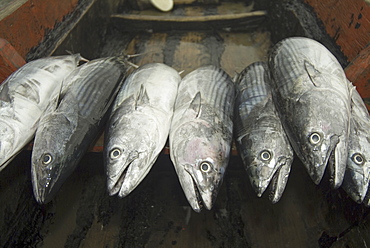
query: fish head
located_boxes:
[342,125,370,203]
[343,150,370,203]
[31,112,77,204]
[241,127,293,198]
[291,89,349,187]
[104,109,157,198]
[171,120,231,212]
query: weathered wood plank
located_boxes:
[0,0,79,59]
[304,0,370,62]
[111,10,267,31]
[345,44,370,111]
[0,38,26,83]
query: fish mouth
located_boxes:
[248,157,291,200]
[190,176,205,212]
[107,159,133,197]
[107,151,148,197]
[327,135,347,189]
[31,166,55,204]
[118,154,154,198]
[268,158,292,203]
[307,135,341,187]
[176,165,216,212]
[342,167,369,203]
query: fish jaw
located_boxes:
[105,148,140,196]
[170,123,230,212]
[328,135,348,189]
[247,159,277,197]
[174,166,202,212]
[247,155,292,199]
[31,150,64,204]
[105,147,152,198]
[269,157,292,203]
[299,136,334,186]
[342,148,370,203]
[284,87,350,187]
[104,113,158,197]
[183,158,225,211]
[342,164,370,203]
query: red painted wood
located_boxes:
[304,0,370,62]
[0,0,79,58]
[0,38,26,83]
[345,44,370,110]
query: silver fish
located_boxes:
[104,63,181,197]
[0,54,81,170]
[31,56,129,204]
[342,81,370,203]
[268,37,351,188]
[234,62,293,203]
[169,65,235,212]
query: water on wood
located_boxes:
[1,2,370,248]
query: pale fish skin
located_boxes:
[104,63,181,197]
[268,37,351,188]
[169,65,235,212]
[342,81,370,203]
[234,62,293,203]
[31,56,129,204]
[0,54,81,170]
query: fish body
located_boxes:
[104,63,181,197]
[0,54,81,170]
[31,56,129,204]
[342,81,370,203]
[268,37,351,188]
[234,62,293,203]
[169,65,235,212]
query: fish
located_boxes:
[169,65,235,212]
[268,37,351,188]
[104,63,181,197]
[31,56,130,204]
[341,81,370,203]
[0,54,82,171]
[234,62,293,203]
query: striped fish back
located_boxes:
[62,57,128,117]
[268,37,346,96]
[236,62,270,117]
[176,65,235,122]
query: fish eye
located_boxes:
[42,153,53,165]
[352,153,364,165]
[110,148,122,159]
[260,150,271,161]
[200,161,212,173]
[309,132,321,145]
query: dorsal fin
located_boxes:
[189,92,201,118]
[135,84,150,110]
[304,60,320,87]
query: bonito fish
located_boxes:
[342,81,370,203]
[169,65,235,212]
[0,54,81,170]
[31,56,129,204]
[104,63,180,197]
[234,62,293,203]
[268,37,351,188]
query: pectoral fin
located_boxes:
[188,92,202,118]
[135,84,150,110]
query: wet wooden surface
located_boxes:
[1,151,369,248]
